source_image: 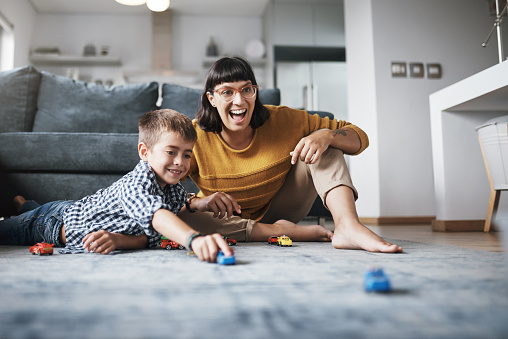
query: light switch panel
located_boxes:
[427,63,442,79]
[391,62,407,77]
[409,62,424,78]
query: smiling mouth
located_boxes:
[169,169,182,175]
[230,109,246,122]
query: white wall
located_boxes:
[171,14,265,86]
[343,0,381,217]
[32,13,151,84]
[346,0,508,218]
[28,10,263,85]
[0,0,36,68]
[171,15,263,72]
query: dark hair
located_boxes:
[139,109,197,149]
[196,56,270,133]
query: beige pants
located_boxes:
[178,147,357,242]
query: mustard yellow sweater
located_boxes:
[187,105,369,221]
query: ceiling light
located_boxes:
[115,0,147,5]
[146,0,170,12]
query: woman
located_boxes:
[179,57,402,253]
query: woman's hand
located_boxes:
[190,233,234,262]
[290,129,332,165]
[191,192,241,219]
[290,128,361,164]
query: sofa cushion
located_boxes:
[0,173,127,217]
[33,72,159,133]
[259,88,281,107]
[161,84,281,119]
[0,132,139,173]
[0,66,41,132]
[160,84,203,119]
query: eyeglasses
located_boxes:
[211,85,258,102]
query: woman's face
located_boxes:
[207,80,256,135]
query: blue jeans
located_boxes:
[0,200,73,247]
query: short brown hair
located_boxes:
[138,109,197,149]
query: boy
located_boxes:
[0,109,233,262]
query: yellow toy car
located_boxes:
[277,235,292,247]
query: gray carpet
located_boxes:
[1,239,507,339]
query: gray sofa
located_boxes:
[0,65,332,221]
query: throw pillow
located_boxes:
[161,84,281,119]
[0,66,41,132]
[33,72,159,133]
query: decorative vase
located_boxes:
[206,37,218,57]
[83,43,97,57]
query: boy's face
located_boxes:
[138,132,194,187]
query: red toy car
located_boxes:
[223,236,237,246]
[268,236,278,245]
[29,243,54,255]
[159,237,185,250]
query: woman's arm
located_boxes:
[328,127,361,153]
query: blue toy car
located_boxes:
[364,268,391,292]
[216,251,236,265]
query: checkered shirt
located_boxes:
[60,160,187,254]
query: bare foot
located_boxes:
[13,196,27,214]
[273,219,333,242]
[332,220,402,253]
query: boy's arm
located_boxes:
[152,208,233,262]
[83,231,148,254]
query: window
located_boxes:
[0,11,14,71]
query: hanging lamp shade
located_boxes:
[115,0,146,6]
[146,0,170,12]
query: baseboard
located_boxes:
[431,219,485,232]
[359,216,436,225]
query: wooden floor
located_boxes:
[366,224,503,252]
[300,218,504,252]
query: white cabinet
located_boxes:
[271,2,345,47]
[276,61,347,119]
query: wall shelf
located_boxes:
[29,55,122,67]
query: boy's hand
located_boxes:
[193,192,241,219]
[83,230,120,254]
[190,233,233,262]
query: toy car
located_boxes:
[268,236,278,245]
[216,251,236,265]
[29,243,54,255]
[223,236,237,246]
[364,268,391,292]
[159,237,185,250]
[277,235,292,247]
